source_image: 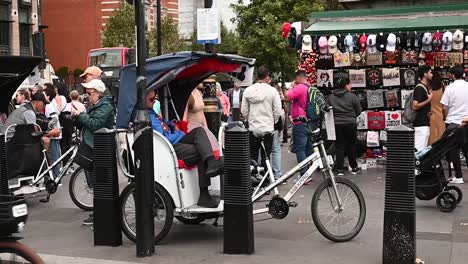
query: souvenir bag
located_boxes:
[315,54,334,69]
[333,69,349,88]
[351,51,366,67]
[366,131,380,147]
[401,50,418,65]
[349,69,366,88]
[367,111,386,130]
[400,68,417,87]
[355,90,368,110]
[447,52,463,67]
[382,67,401,87]
[384,50,399,65]
[366,68,382,89]
[356,111,368,130]
[333,51,351,67]
[366,89,385,109]
[379,130,388,143]
[366,51,383,66]
[384,89,399,108]
[400,89,413,109]
[385,110,402,129]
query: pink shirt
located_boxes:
[287,83,308,124]
[218,93,230,116]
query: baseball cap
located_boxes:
[367,34,377,53]
[395,32,403,50]
[432,32,443,52]
[422,32,432,52]
[414,33,422,51]
[318,36,328,54]
[376,33,386,52]
[31,92,48,105]
[359,34,368,51]
[302,34,312,53]
[442,31,453,51]
[386,33,397,52]
[312,35,319,52]
[328,35,338,54]
[453,30,464,50]
[465,35,468,50]
[404,32,413,51]
[337,35,346,53]
[344,35,354,53]
[82,79,107,93]
[80,66,103,78]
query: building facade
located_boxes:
[0,0,40,56]
[42,0,178,72]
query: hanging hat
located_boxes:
[337,35,346,53]
[421,32,433,52]
[367,34,377,53]
[318,36,328,54]
[344,35,354,53]
[376,33,386,52]
[395,32,404,50]
[453,30,464,51]
[282,22,291,39]
[328,35,338,54]
[386,33,397,52]
[442,31,453,52]
[403,32,413,51]
[465,35,468,50]
[302,34,312,53]
[312,35,319,52]
[432,32,443,52]
[414,32,422,51]
[359,34,368,51]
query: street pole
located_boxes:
[132,0,155,258]
[156,0,162,55]
[204,0,214,53]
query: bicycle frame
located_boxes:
[29,145,78,186]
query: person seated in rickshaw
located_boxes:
[146,91,223,208]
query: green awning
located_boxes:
[304,3,468,35]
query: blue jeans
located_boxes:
[49,139,61,177]
[292,123,313,174]
[271,130,281,178]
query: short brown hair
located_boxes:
[17,89,30,101]
[70,90,80,100]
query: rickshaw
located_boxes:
[117,52,366,244]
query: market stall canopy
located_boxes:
[116,51,255,128]
[0,56,43,113]
[304,3,468,35]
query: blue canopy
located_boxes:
[116,52,255,128]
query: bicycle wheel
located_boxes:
[311,177,366,242]
[0,241,44,264]
[120,182,174,244]
[68,166,93,211]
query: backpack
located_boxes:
[306,86,326,125]
[403,84,426,124]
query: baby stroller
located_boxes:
[415,126,464,212]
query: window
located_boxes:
[0,3,10,55]
[19,7,31,55]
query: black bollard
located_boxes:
[223,125,254,254]
[0,135,8,195]
[383,125,415,264]
[93,128,122,246]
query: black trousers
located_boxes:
[249,132,273,169]
[445,123,466,179]
[173,127,214,188]
[335,123,358,170]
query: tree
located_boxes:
[149,16,187,56]
[56,66,69,82]
[102,3,135,48]
[232,0,325,81]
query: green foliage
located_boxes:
[56,66,69,81]
[73,68,84,77]
[232,0,325,81]
[149,16,187,56]
[102,3,135,48]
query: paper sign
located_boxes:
[197,8,221,44]
[325,109,336,140]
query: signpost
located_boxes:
[197,6,220,52]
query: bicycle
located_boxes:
[5,124,93,211]
[0,195,44,263]
[119,122,367,243]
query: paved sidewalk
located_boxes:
[20,147,468,264]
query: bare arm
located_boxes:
[413,93,432,110]
[442,105,448,120]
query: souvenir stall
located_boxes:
[294,3,468,169]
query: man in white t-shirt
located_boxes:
[228,83,244,121]
[441,65,468,184]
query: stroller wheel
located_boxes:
[446,186,463,204]
[436,191,457,213]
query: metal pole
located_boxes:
[133,0,155,258]
[204,0,214,53]
[156,0,162,55]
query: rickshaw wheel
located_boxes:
[120,182,174,244]
[175,215,206,225]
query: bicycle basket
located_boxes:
[0,195,28,236]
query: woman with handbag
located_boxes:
[72,79,115,225]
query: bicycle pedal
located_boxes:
[288,201,298,207]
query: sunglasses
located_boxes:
[86,91,97,96]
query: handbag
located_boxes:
[74,142,93,171]
[274,116,283,131]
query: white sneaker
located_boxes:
[449,178,464,184]
[13,186,40,195]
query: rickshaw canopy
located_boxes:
[116,52,255,128]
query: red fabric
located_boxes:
[178,150,220,170]
[367,111,386,130]
[282,22,291,39]
[174,120,188,134]
[177,58,241,80]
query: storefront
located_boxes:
[297,3,468,168]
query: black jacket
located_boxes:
[327,88,362,125]
[228,88,245,109]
